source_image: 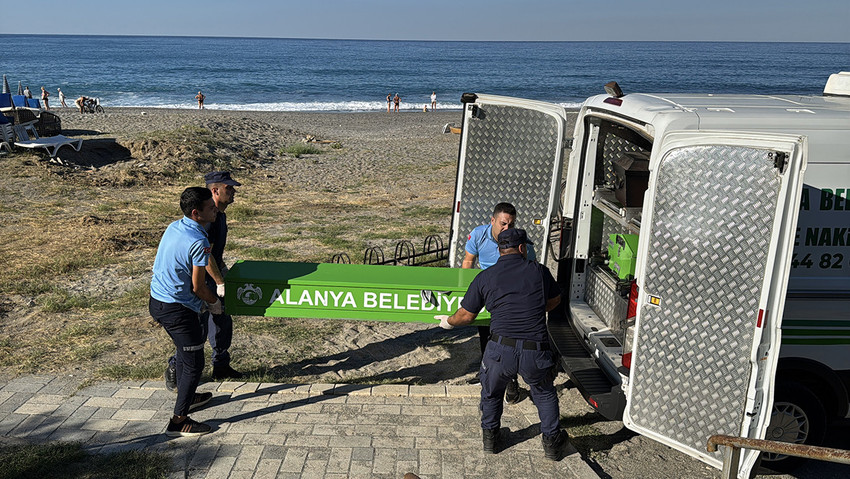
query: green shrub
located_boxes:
[281,144,323,158]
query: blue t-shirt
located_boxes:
[150,216,210,312]
[461,254,560,342]
[465,224,536,270]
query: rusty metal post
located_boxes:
[720,443,741,479]
[708,434,850,478]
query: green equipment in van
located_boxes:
[607,234,639,280]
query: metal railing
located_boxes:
[707,434,850,479]
[331,235,449,266]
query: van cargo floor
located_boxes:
[548,313,626,420]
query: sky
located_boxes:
[4,0,849,42]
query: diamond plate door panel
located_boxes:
[627,145,783,462]
[451,103,563,267]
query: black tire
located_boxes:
[760,383,827,472]
[95,105,104,113]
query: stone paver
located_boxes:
[0,376,600,478]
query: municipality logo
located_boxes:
[237,283,262,305]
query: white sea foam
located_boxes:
[104,100,468,112]
[104,99,583,112]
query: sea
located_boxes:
[2,35,848,111]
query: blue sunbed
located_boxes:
[0,93,11,109]
[26,98,40,109]
[12,95,28,108]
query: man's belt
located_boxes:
[490,333,550,351]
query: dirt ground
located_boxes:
[1,108,480,386]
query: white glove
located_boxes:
[207,299,223,315]
[435,314,453,330]
[216,283,225,297]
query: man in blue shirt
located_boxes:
[437,229,569,460]
[462,202,535,404]
[150,187,220,437]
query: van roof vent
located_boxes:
[823,72,850,97]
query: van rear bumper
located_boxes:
[548,309,626,420]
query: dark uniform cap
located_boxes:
[204,171,241,186]
[497,228,534,249]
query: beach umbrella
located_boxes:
[2,75,8,94]
[17,81,23,95]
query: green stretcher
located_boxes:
[224,260,490,326]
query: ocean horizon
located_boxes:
[3,35,848,112]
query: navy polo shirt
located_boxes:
[206,210,227,270]
[460,253,559,342]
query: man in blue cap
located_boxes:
[165,171,243,392]
[462,202,536,404]
[436,228,569,460]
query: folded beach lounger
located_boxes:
[0,123,16,154]
[1,123,15,142]
[12,95,28,108]
[26,98,40,109]
[13,124,83,158]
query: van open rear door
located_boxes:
[448,94,568,267]
[623,132,807,477]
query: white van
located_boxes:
[447,73,850,476]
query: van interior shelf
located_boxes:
[593,188,642,234]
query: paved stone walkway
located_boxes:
[0,375,599,478]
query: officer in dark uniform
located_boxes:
[436,228,569,460]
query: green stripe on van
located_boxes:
[783,320,850,328]
[782,338,850,345]
[781,329,850,337]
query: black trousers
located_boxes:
[150,297,205,416]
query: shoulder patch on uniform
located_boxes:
[203,246,211,255]
[468,234,471,240]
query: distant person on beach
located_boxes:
[24,86,32,99]
[195,91,205,109]
[150,187,219,437]
[40,87,49,110]
[58,88,67,108]
[75,96,87,114]
[431,91,437,110]
[393,93,400,112]
[386,93,392,113]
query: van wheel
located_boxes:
[760,383,827,471]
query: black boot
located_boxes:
[212,364,243,380]
[504,378,520,404]
[542,429,569,461]
[482,427,501,454]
